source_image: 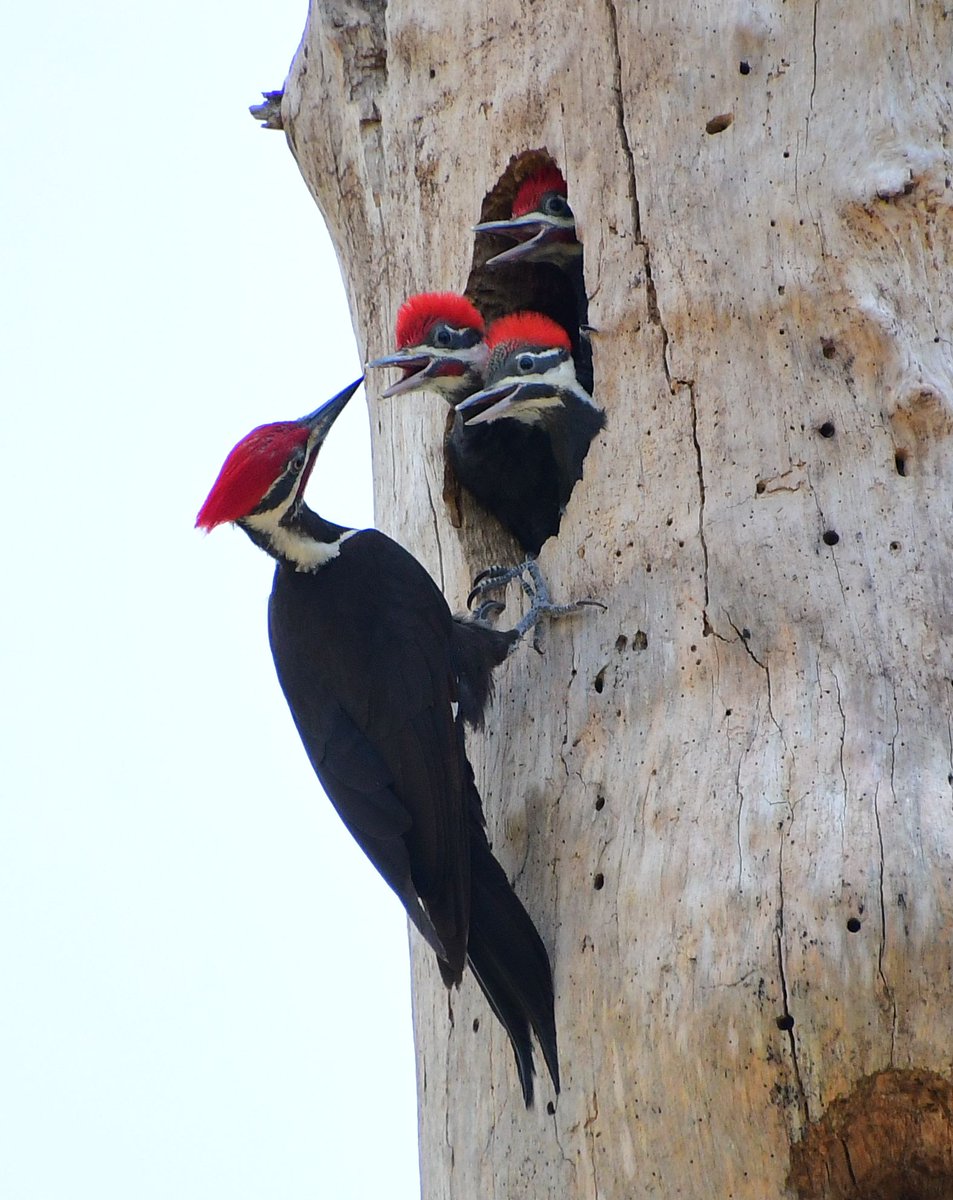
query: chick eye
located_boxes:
[289,449,307,474]
[433,327,452,349]
[517,353,535,373]
[545,194,569,216]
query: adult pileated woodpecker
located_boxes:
[369,297,604,561]
[196,377,559,1107]
[473,164,592,393]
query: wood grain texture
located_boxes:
[280,2,953,1194]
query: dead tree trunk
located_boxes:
[273,2,953,1195]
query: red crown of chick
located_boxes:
[485,311,572,353]
[395,292,485,349]
[512,164,568,217]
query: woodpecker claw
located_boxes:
[468,559,604,649]
[467,563,524,610]
[469,598,507,624]
[471,563,516,587]
[513,562,603,648]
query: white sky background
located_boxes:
[1,1,421,1197]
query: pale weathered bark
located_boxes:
[274,2,953,1195]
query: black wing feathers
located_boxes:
[268,530,470,979]
[268,526,558,1103]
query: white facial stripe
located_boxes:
[243,514,359,572]
[498,393,565,426]
[548,356,597,407]
[491,354,595,404]
[244,466,300,527]
[541,355,593,400]
[430,340,488,374]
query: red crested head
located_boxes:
[395,292,485,349]
[512,164,568,217]
[196,377,361,533]
[485,311,572,353]
[196,421,310,531]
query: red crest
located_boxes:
[512,164,568,217]
[485,312,572,353]
[196,422,310,530]
[395,293,484,349]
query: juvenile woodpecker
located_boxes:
[196,378,559,1107]
[476,164,581,272]
[366,292,488,405]
[474,164,592,392]
[369,297,603,563]
[366,292,490,543]
[456,310,605,558]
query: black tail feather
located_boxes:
[466,829,560,1107]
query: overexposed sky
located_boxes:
[1,2,420,1196]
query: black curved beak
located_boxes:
[366,349,440,398]
[456,380,555,425]
[302,376,364,443]
[473,214,557,266]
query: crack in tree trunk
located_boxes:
[282,2,953,1193]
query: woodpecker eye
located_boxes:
[517,353,535,373]
[288,449,307,474]
[544,194,569,217]
[433,327,453,349]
